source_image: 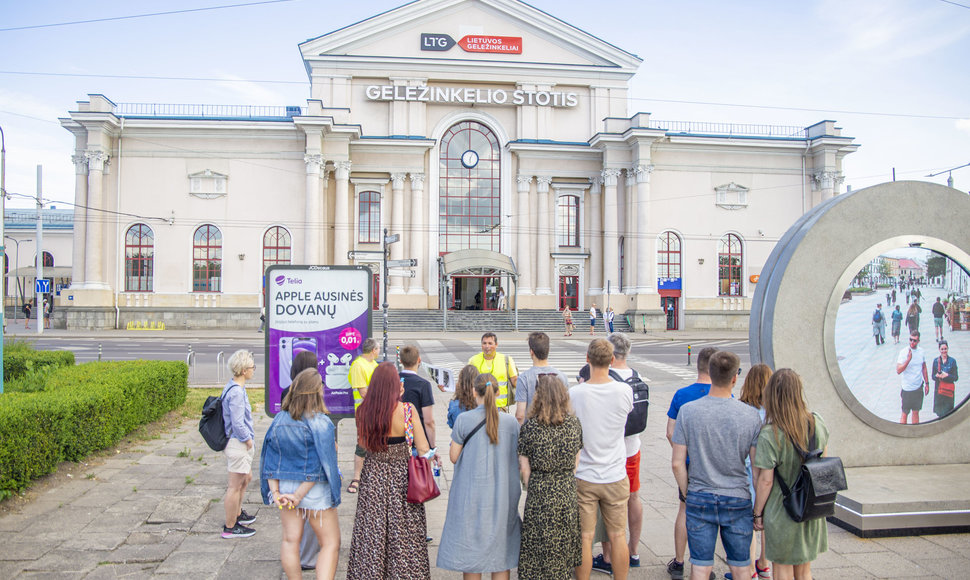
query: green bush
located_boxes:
[0,360,188,494]
[3,341,75,383]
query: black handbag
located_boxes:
[774,425,847,523]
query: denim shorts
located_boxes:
[685,491,753,567]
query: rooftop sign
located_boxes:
[421,33,522,54]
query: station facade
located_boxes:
[59,0,857,330]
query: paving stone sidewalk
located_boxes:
[2,387,968,579]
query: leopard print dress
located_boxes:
[347,438,430,579]
[517,415,584,579]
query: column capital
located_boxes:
[590,176,602,195]
[409,172,426,189]
[84,150,110,172]
[334,160,352,179]
[304,154,324,174]
[601,168,621,187]
[516,175,533,193]
[390,172,408,190]
[633,164,654,183]
[625,169,637,187]
[535,176,552,193]
[72,154,88,175]
[811,170,839,191]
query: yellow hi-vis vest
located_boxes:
[468,352,517,407]
[349,356,378,410]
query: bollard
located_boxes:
[686,344,691,366]
[98,343,102,362]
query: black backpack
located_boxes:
[609,369,650,436]
[775,427,847,523]
[199,383,237,451]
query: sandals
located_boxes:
[347,479,360,494]
[756,563,771,579]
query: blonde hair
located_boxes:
[528,374,571,425]
[740,363,773,410]
[283,368,328,420]
[763,368,814,451]
[473,373,500,444]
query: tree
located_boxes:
[927,254,946,279]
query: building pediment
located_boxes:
[299,0,641,78]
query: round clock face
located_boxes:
[460,149,479,169]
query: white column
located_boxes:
[389,172,407,295]
[588,177,603,295]
[303,154,323,264]
[83,150,109,288]
[634,164,654,293]
[70,154,88,288]
[601,168,621,296]
[407,173,426,295]
[515,175,533,295]
[333,160,351,266]
[535,176,553,295]
[623,169,637,294]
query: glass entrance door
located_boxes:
[661,296,678,330]
[559,276,578,310]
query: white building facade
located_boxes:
[60,0,857,330]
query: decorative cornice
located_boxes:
[390,172,408,189]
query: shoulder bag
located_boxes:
[774,421,847,523]
[404,404,441,504]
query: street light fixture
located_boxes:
[926,162,970,189]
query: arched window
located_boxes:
[125,224,154,292]
[438,121,501,253]
[263,226,291,274]
[657,231,682,280]
[193,224,222,292]
[718,233,743,296]
[557,195,580,247]
[358,191,381,243]
[33,252,54,267]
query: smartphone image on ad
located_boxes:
[278,337,318,391]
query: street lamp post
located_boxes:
[1,125,6,393]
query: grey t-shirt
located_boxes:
[516,365,570,411]
[672,396,762,499]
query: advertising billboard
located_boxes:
[265,265,371,419]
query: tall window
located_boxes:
[125,224,154,292]
[34,252,54,267]
[657,231,682,280]
[358,191,381,243]
[263,226,291,274]
[557,195,580,247]
[438,121,501,253]
[193,224,222,292]
[718,233,743,296]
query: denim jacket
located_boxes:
[259,410,341,507]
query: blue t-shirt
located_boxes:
[667,382,712,420]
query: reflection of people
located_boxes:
[896,331,929,424]
[932,297,946,342]
[905,302,921,336]
[932,340,958,418]
[260,369,341,578]
[871,303,886,346]
[891,305,903,344]
[753,369,830,580]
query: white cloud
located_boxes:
[957,119,970,136]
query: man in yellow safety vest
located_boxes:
[468,332,518,408]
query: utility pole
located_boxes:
[36,165,43,336]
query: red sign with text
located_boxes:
[458,35,522,54]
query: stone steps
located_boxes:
[369,309,634,333]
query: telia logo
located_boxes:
[274,275,286,286]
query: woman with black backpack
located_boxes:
[752,369,830,580]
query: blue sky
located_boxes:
[0,0,967,207]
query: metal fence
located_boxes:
[116,103,304,118]
[649,120,807,138]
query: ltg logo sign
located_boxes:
[421,32,522,54]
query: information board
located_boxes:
[265,265,371,419]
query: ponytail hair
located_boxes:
[473,373,500,444]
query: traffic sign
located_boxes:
[348,250,384,260]
[387,269,416,278]
[35,278,51,294]
[387,258,418,268]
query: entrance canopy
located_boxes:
[440,249,517,277]
[439,249,518,331]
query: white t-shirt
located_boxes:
[610,367,641,458]
[897,346,926,391]
[571,378,633,484]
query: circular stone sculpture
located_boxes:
[750,181,970,466]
